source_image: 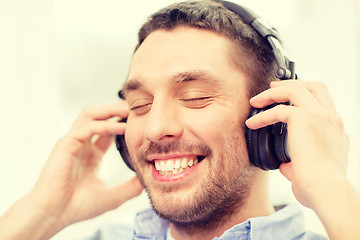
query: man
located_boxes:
[0,1,359,240]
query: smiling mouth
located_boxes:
[151,156,205,176]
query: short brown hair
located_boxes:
[135,0,278,98]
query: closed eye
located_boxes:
[129,98,152,115]
[130,103,151,111]
[130,103,152,115]
[181,96,212,102]
[180,96,213,108]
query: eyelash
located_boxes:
[130,103,151,111]
[181,96,212,102]
[129,96,212,115]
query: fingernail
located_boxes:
[249,96,258,106]
[245,118,252,128]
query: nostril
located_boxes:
[162,134,176,139]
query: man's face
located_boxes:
[123,26,255,225]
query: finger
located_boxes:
[75,101,129,124]
[250,81,322,110]
[272,80,337,112]
[93,134,115,153]
[112,177,144,206]
[69,121,126,142]
[279,162,293,182]
[245,104,295,129]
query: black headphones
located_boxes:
[115,0,295,171]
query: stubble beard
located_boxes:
[135,134,254,234]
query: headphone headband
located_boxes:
[216,0,295,80]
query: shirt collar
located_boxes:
[133,204,307,240]
[133,208,168,240]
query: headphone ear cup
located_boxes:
[246,118,279,170]
[273,123,290,164]
[245,104,290,170]
[115,118,135,172]
[245,108,263,168]
[257,125,282,170]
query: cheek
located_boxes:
[185,107,245,140]
[184,107,249,165]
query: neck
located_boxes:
[169,170,274,240]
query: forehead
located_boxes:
[123,26,245,95]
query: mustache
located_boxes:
[139,141,213,159]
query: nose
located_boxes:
[144,99,183,143]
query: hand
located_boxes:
[245,80,360,239]
[25,101,143,237]
[245,80,349,208]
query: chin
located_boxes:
[144,171,251,229]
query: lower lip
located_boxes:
[152,159,204,182]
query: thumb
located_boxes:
[279,162,294,182]
[112,176,144,206]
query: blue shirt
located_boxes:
[83,204,327,240]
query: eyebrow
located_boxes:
[172,71,222,84]
[121,79,142,99]
[121,70,223,98]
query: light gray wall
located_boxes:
[0,0,359,239]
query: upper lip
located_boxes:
[147,154,202,162]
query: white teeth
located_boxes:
[154,157,201,175]
[155,161,160,170]
[181,158,188,168]
[160,161,166,171]
[174,160,181,169]
[165,161,174,171]
[188,159,194,167]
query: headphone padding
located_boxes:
[114,118,135,172]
